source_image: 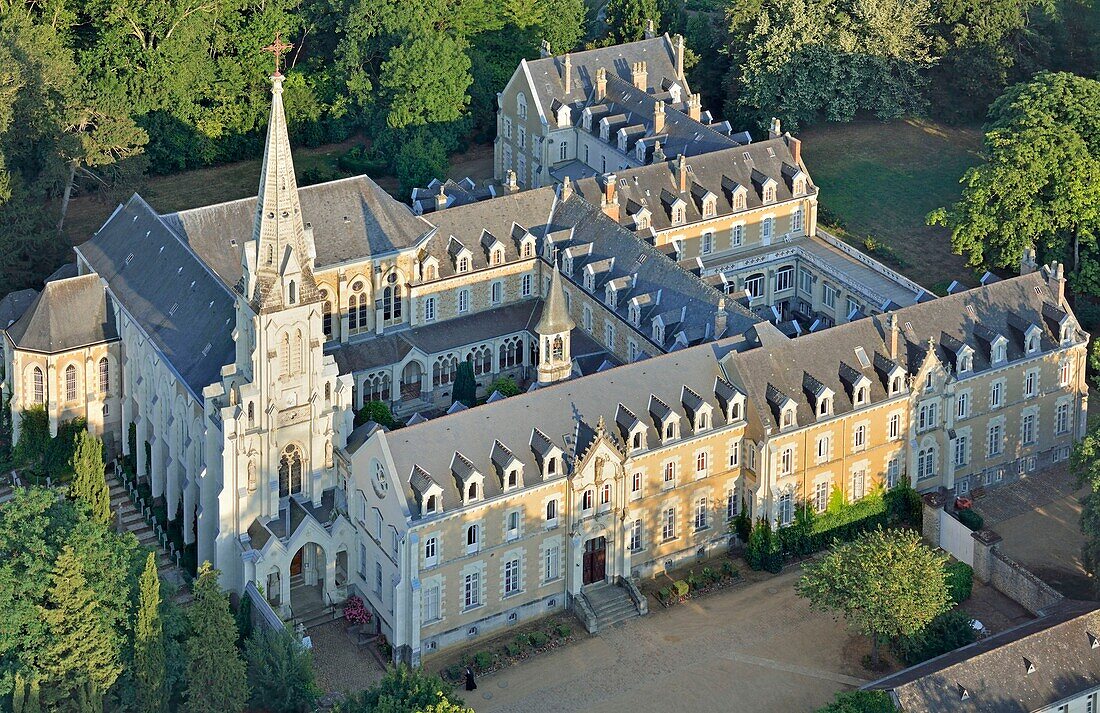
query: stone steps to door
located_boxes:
[583,584,640,629]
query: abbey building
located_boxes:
[0,35,1089,667]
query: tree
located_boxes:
[244,627,320,713]
[70,430,110,525]
[796,528,950,668]
[380,30,473,130]
[815,690,895,713]
[539,0,586,54]
[355,400,402,430]
[338,666,471,713]
[452,360,477,408]
[393,127,451,196]
[1072,421,1100,585]
[39,544,123,709]
[184,562,248,713]
[929,73,1100,292]
[487,376,522,397]
[891,609,977,665]
[12,407,50,473]
[134,552,168,713]
[604,0,658,43]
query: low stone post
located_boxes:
[970,529,1002,585]
[921,492,946,548]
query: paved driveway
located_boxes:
[469,567,869,713]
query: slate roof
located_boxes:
[722,268,1072,431]
[0,289,38,331]
[866,601,1100,712]
[575,138,811,233]
[523,35,690,124]
[76,195,237,397]
[161,175,431,289]
[6,275,118,353]
[411,178,492,215]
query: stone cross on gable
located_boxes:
[263,33,293,77]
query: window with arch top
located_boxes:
[64,363,77,401]
[581,489,594,511]
[383,273,402,324]
[467,481,478,501]
[98,357,109,393]
[278,444,303,497]
[32,366,44,404]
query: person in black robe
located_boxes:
[465,665,477,691]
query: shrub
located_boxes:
[722,560,737,578]
[473,651,493,670]
[487,376,522,397]
[733,501,752,542]
[701,566,717,585]
[355,400,401,430]
[554,623,572,638]
[528,631,549,648]
[657,587,671,603]
[672,580,689,599]
[884,481,923,526]
[685,570,701,591]
[746,518,774,570]
[957,508,984,531]
[815,689,894,713]
[945,561,974,604]
[343,595,372,626]
[445,664,463,681]
[892,610,977,666]
[505,641,521,657]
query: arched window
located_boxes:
[321,292,333,339]
[348,281,368,332]
[278,445,303,497]
[498,336,523,369]
[600,483,611,505]
[281,333,290,375]
[491,249,503,266]
[469,346,492,376]
[98,357,109,393]
[467,524,479,547]
[247,402,255,427]
[632,432,642,449]
[551,336,564,361]
[467,482,478,501]
[32,366,44,404]
[426,494,438,514]
[291,330,303,374]
[383,273,402,324]
[734,192,746,211]
[365,372,391,402]
[582,489,594,510]
[458,256,470,273]
[266,243,274,265]
[559,141,567,161]
[324,382,331,402]
[288,280,296,304]
[764,185,776,203]
[433,355,459,386]
[64,364,77,401]
[546,499,557,520]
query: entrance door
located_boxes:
[290,549,303,577]
[582,536,607,585]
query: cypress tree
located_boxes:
[134,552,168,713]
[39,544,123,709]
[452,361,477,408]
[70,430,110,525]
[184,562,248,713]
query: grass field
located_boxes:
[800,118,985,292]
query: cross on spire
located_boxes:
[263,33,293,77]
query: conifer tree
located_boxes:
[39,544,123,709]
[134,552,168,713]
[452,361,477,408]
[70,430,111,525]
[184,562,248,713]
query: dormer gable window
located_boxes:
[733,190,746,211]
[563,255,574,275]
[890,375,903,394]
[781,407,795,428]
[583,272,594,291]
[520,237,535,258]
[672,204,686,226]
[957,346,973,374]
[425,494,439,514]
[631,430,645,450]
[817,395,832,417]
[763,184,776,203]
[491,248,504,266]
[458,256,470,273]
[1025,325,1041,355]
[729,399,742,421]
[855,385,868,405]
[992,336,1008,365]
[793,178,806,195]
[605,285,616,308]
[629,303,641,325]
[467,482,478,500]
[702,195,716,219]
[696,410,709,431]
[652,321,665,343]
[663,419,679,441]
[634,209,650,231]
[506,470,519,489]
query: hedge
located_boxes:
[945,561,974,604]
[957,508,984,531]
[892,610,977,665]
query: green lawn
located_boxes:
[800,118,985,292]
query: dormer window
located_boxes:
[522,239,534,258]
[636,213,650,230]
[730,401,742,421]
[563,255,574,274]
[547,457,558,476]
[782,408,794,428]
[763,185,776,203]
[424,263,437,281]
[583,272,594,291]
[632,431,643,450]
[702,196,716,218]
[425,494,439,514]
[467,482,478,501]
[672,206,685,225]
[890,375,903,395]
[855,386,868,405]
[818,396,832,417]
[458,256,470,273]
[994,343,1006,363]
[696,412,709,431]
[959,354,972,373]
[491,248,503,266]
[1026,335,1039,354]
[605,285,616,308]
[733,192,746,211]
[653,322,665,343]
[507,470,518,489]
[793,178,806,195]
[629,304,640,325]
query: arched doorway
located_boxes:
[289,541,327,617]
[401,361,423,401]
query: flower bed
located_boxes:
[440,619,577,681]
[654,560,740,607]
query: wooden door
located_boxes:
[290,549,303,577]
[582,537,607,585]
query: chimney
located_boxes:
[673,34,685,80]
[561,176,574,202]
[715,297,728,337]
[887,313,899,360]
[788,135,801,165]
[645,18,656,39]
[1050,261,1066,303]
[434,184,448,211]
[687,93,701,121]
[540,40,551,58]
[677,154,687,193]
[769,117,782,139]
[601,173,620,221]
[505,169,518,192]
[595,68,607,101]
[563,53,572,94]
[652,140,665,164]
[632,61,648,90]
[653,100,666,134]
[1020,245,1038,275]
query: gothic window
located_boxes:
[64,364,77,401]
[383,273,402,324]
[365,372,391,402]
[348,281,368,332]
[559,142,567,161]
[247,402,255,427]
[324,382,331,402]
[499,336,523,369]
[98,357,109,393]
[321,292,333,339]
[288,280,296,305]
[266,244,274,265]
[32,366,44,404]
[292,330,304,374]
[281,333,291,375]
[279,445,303,498]
[551,335,564,361]
[469,346,492,376]
[433,355,459,386]
[763,185,776,203]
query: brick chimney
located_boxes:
[677,154,687,193]
[673,34,685,80]
[787,135,802,165]
[887,313,899,360]
[595,68,607,101]
[631,61,648,90]
[769,117,782,139]
[563,53,572,94]
[645,19,656,39]
[687,93,701,121]
[601,173,619,221]
[653,100,665,134]
[1050,261,1066,303]
[540,40,551,58]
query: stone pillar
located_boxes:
[166,455,180,520]
[136,417,149,479]
[151,432,165,499]
[183,474,197,545]
[324,548,337,605]
[921,491,946,549]
[970,529,1002,585]
[280,563,292,618]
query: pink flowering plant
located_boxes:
[344,595,372,626]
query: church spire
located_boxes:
[536,261,575,384]
[246,35,318,312]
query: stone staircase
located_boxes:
[107,471,192,605]
[289,574,340,630]
[583,582,641,629]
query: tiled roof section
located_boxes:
[549,192,761,352]
[7,275,118,353]
[76,195,236,396]
[409,465,434,494]
[388,334,755,515]
[723,269,1071,431]
[866,601,1100,713]
[161,175,431,288]
[0,289,39,331]
[574,138,811,233]
[411,178,492,215]
[523,35,689,122]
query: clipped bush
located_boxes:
[505,641,521,657]
[672,580,689,599]
[892,610,977,666]
[733,501,752,542]
[528,631,549,648]
[957,508,984,531]
[657,587,671,603]
[722,560,737,578]
[554,623,572,638]
[445,664,463,681]
[473,651,493,670]
[945,561,974,604]
[686,570,701,591]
